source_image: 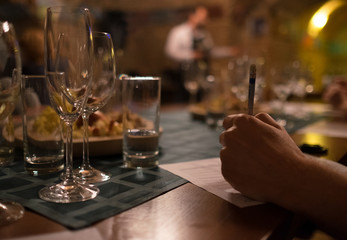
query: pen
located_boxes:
[248,64,256,115]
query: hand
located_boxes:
[323,79,347,113]
[220,113,347,239]
[219,113,306,202]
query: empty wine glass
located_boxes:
[290,61,314,119]
[228,56,265,113]
[39,6,99,203]
[0,21,24,224]
[271,65,295,127]
[182,62,204,106]
[74,31,116,183]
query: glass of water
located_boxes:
[122,76,161,169]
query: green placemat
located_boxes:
[0,159,187,229]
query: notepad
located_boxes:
[161,158,263,208]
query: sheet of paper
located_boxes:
[297,119,347,138]
[161,158,263,208]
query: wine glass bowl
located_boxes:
[74,31,116,183]
[271,65,296,127]
[182,62,203,105]
[39,6,99,203]
[0,21,24,225]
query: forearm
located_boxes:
[277,155,347,238]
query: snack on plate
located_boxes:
[32,106,147,139]
[32,106,60,136]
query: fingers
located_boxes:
[222,113,251,130]
[219,126,236,146]
[223,114,240,130]
[223,112,281,130]
[220,147,232,183]
[254,112,282,130]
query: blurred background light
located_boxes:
[308,0,345,38]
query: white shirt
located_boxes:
[165,23,213,63]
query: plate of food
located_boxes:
[15,107,162,157]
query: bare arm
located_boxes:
[219,113,347,238]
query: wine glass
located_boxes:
[228,56,265,113]
[39,6,99,203]
[74,31,116,183]
[181,62,203,106]
[271,65,295,126]
[0,21,24,224]
[290,61,314,119]
[229,57,248,108]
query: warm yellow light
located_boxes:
[312,13,328,28]
[308,0,345,38]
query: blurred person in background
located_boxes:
[165,5,213,66]
[323,78,347,117]
[165,5,239,102]
[164,6,212,102]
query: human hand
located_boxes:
[219,113,306,202]
[323,79,347,114]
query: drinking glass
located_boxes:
[0,21,24,224]
[74,32,116,183]
[39,7,99,203]
[122,76,161,168]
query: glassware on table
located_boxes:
[39,6,99,203]
[228,56,265,113]
[290,61,314,119]
[74,32,116,183]
[22,75,64,176]
[271,65,295,127]
[182,62,204,106]
[204,74,226,129]
[122,76,161,169]
[0,21,24,225]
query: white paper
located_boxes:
[161,158,263,208]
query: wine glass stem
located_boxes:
[81,112,92,170]
[64,123,74,182]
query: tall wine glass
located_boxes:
[39,7,99,203]
[228,56,265,113]
[182,62,201,106]
[74,31,116,183]
[0,21,24,224]
[271,65,295,127]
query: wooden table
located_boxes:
[1,183,293,240]
[1,114,346,239]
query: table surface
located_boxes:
[1,106,347,240]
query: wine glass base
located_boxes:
[75,167,111,183]
[39,182,99,203]
[0,201,25,226]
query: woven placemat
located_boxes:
[0,159,187,229]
